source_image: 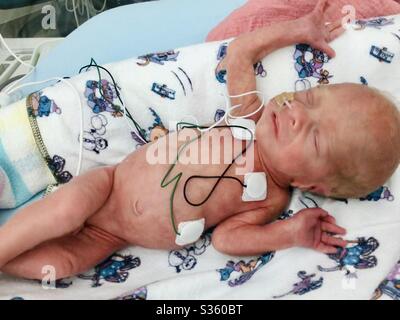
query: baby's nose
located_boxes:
[287,107,308,133]
[289,114,297,129]
[288,111,301,131]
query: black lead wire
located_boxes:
[177,123,253,208]
[184,175,247,206]
[74,59,257,232]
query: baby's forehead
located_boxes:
[309,83,382,109]
[312,83,354,96]
[316,83,376,97]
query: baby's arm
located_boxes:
[224,20,302,123]
[212,207,347,256]
[0,166,115,268]
[224,0,343,122]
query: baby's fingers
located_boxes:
[321,221,346,235]
[316,243,338,254]
[315,42,336,58]
[322,233,347,248]
[322,215,336,224]
[315,0,329,14]
[326,19,343,32]
[329,26,346,42]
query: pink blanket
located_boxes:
[206,0,400,41]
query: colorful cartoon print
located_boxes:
[151,83,176,100]
[47,154,73,184]
[178,67,193,91]
[214,109,225,122]
[370,46,394,63]
[295,79,312,92]
[130,131,147,148]
[298,195,319,209]
[113,286,148,300]
[80,114,109,154]
[215,69,227,84]
[168,234,211,273]
[55,279,73,288]
[372,260,400,300]
[354,17,395,30]
[215,42,228,84]
[278,209,294,220]
[35,278,73,288]
[171,70,187,96]
[273,271,323,298]
[333,185,393,204]
[171,67,194,96]
[318,237,379,275]
[137,50,179,66]
[217,43,228,60]
[130,107,169,148]
[147,108,169,141]
[294,44,332,84]
[278,195,318,220]
[26,92,61,118]
[253,61,267,77]
[217,252,275,287]
[360,186,394,202]
[78,253,141,287]
[360,76,368,85]
[84,79,123,117]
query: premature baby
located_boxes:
[1,0,400,280]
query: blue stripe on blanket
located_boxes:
[0,140,32,206]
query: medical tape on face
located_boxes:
[274,92,294,111]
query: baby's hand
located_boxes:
[297,0,345,58]
[290,207,347,254]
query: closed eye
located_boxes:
[306,90,312,105]
[314,130,319,155]
[305,89,316,109]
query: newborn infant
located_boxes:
[1,82,399,280]
[0,0,400,280]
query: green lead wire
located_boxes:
[160,125,202,235]
[161,121,254,236]
[80,58,149,143]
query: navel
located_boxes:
[132,200,143,216]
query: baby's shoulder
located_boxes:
[267,181,290,214]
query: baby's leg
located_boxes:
[0,165,115,267]
[1,225,126,280]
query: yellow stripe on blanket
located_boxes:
[0,99,55,208]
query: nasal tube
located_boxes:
[274,91,295,111]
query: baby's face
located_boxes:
[258,84,362,195]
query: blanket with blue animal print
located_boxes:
[1,15,400,300]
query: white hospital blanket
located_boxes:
[1,15,400,299]
[0,182,399,300]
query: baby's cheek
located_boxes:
[276,147,309,173]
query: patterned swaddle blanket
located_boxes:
[0,15,400,299]
[0,100,55,208]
